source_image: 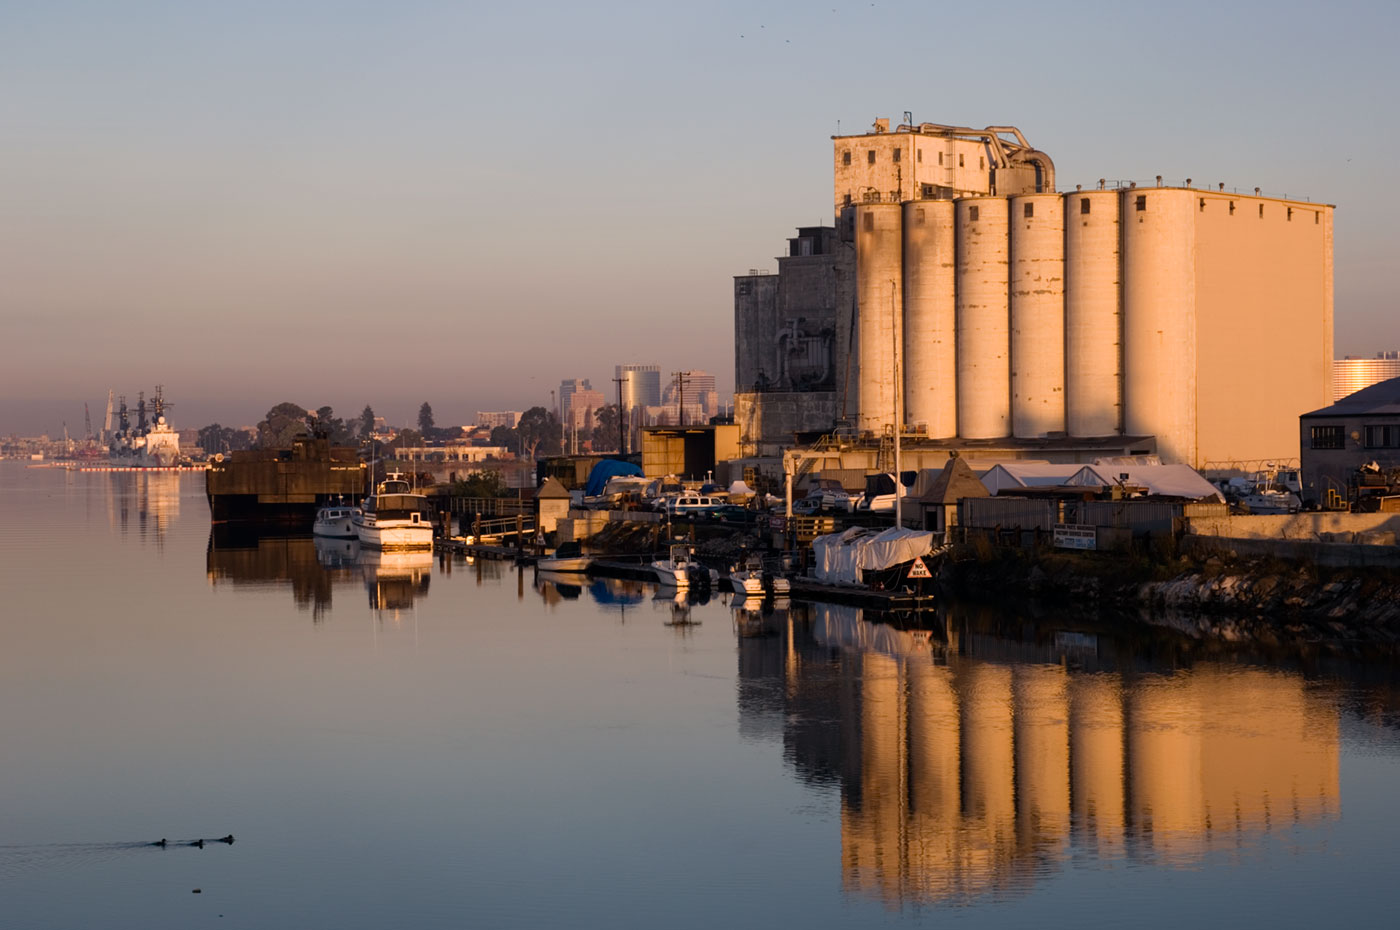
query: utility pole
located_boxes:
[612,375,628,456]
[671,370,693,427]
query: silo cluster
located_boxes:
[856,188,1187,443]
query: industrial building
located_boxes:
[735,118,1335,473]
[1334,353,1400,401]
[1299,376,1400,508]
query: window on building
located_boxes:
[1315,211,1320,224]
[1200,198,1207,212]
[1023,202,1034,218]
[1287,207,1293,221]
[868,150,875,165]
[863,212,873,231]
[968,205,979,221]
[892,147,901,163]
[1310,425,1345,450]
[1135,195,1147,212]
[920,184,935,198]
[916,149,922,163]
[938,152,944,165]
[958,154,964,167]
[979,156,985,169]
[1365,425,1400,448]
[1259,203,1264,218]
[842,150,851,166]
[1229,201,1235,215]
[1080,198,1091,215]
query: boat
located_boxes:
[312,499,361,539]
[728,555,766,597]
[651,543,693,589]
[107,386,182,467]
[353,472,434,550]
[536,540,591,573]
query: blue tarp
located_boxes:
[583,459,643,497]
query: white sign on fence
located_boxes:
[1053,524,1097,550]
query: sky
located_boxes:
[3,0,1397,435]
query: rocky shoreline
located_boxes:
[943,544,1400,649]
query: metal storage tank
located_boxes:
[1122,189,1197,464]
[955,197,1011,439]
[1064,189,1122,437]
[855,203,904,435]
[1009,193,1065,438]
[902,199,957,438]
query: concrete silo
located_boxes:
[1009,193,1065,438]
[1122,188,1197,464]
[1063,189,1122,437]
[902,199,957,438]
[855,202,904,435]
[955,197,1011,439]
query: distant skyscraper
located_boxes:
[1334,353,1400,402]
[475,411,522,430]
[663,370,719,419]
[559,378,593,420]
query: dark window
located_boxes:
[1080,198,1091,215]
[1023,202,1034,218]
[1200,198,1206,212]
[1310,425,1345,450]
[842,150,851,166]
[920,184,935,198]
[1259,203,1264,218]
[1315,211,1320,224]
[916,149,922,163]
[958,154,964,167]
[979,156,985,169]
[843,193,852,206]
[1287,207,1293,221]
[892,147,901,163]
[1135,195,1147,212]
[1365,425,1400,448]
[867,150,875,165]
[1229,201,1235,215]
[938,152,944,165]
[968,205,979,221]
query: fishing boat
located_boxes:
[536,541,591,573]
[728,555,766,598]
[651,544,693,589]
[353,473,434,550]
[312,499,360,539]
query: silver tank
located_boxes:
[855,203,904,435]
[955,197,1011,439]
[1009,194,1065,438]
[902,199,957,438]
[1063,189,1122,437]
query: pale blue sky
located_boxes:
[3,0,1395,434]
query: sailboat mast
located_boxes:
[892,281,903,527]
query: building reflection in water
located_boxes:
[206,529,360,620]
[737,603,1340,906]
[104,471,182,544]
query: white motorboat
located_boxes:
[313,500,360,539]
[729,555,766,597]
[537,541,591,573]
[651,544,693,589]
[353,473,434,550]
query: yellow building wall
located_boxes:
[1194,192,1334,468]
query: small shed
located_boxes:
[534,476,573,534]
[912,456,990,538]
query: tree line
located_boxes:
[195,400,625,458]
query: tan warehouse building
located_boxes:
[736,118,1335,472]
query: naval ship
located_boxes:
[108,386,182,467]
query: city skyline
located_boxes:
[4,1,1396,435]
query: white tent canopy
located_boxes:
[1066,464,1224,501]
[979,463,1081,495]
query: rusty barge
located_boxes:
[206,435,368,525]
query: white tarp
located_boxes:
[1067,464,1224,501]
[979,463,1081,495]
[811,526,934,585]
[810,603,938,659]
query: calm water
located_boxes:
[2,463,1398,928]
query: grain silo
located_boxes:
[1122,188,1197,465]
[855,202,904,435]
[902,199,957,438]
[1063,189,1122,437]
[955,197,1011,439]
[1009,193,1065,438]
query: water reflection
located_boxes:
[739,603,1340,907]
[361,549,431,616]
[103,471,182,545]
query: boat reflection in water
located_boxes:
[738,602,1340,908]
[104,470,183,544]
[359,548,432,616]
[207,527,359,621]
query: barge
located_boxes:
[206,435,367,525]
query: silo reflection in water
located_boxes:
[786,604,1340,906]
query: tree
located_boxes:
[311,405,352,444]
[257,402,312,449]
[515,406,561,460]
[489,424,517,452]
[448,469,508,498]
[418,402,435,437]
[357,405,376,440]
[591,403,621,453]
[387,427,422,451]
[197,423,247,455]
